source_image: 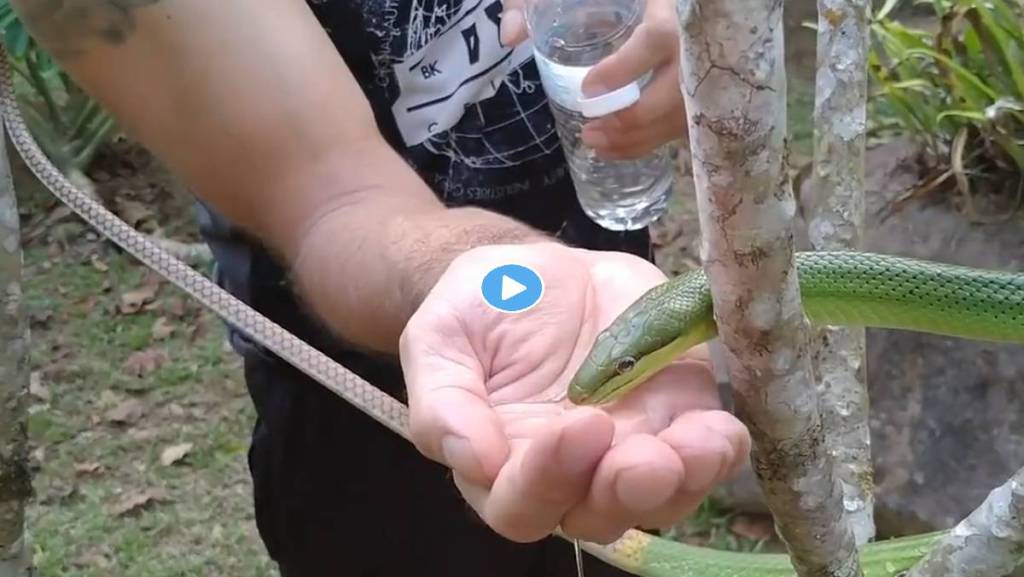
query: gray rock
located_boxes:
[705,139,1024,537]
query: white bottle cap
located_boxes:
[577,82,641,118]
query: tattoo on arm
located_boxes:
[14,0,162,59]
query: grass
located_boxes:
[17,171,276,575]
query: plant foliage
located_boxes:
[0,1,119,174]
[868,0,1024,217]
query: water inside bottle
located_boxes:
[528,0,674,231]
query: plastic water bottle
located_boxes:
[526,0,674,231]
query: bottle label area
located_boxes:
[531,50,593,112]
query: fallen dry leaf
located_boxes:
[109,487,169,517]
[151,317,175,341]
[90,254,109,272]
[74,462,103,476]
[119,284,160,315]
[104,398,145,425]
[129,427,161,442]
[729,514,776,542]
[116,199,156,229]
[29,371,50,402]
[122,348,169,377]
[159,442,193,467]
[71,550,111,570]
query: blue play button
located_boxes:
[481,264,544,313]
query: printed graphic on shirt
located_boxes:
[391,0,530,144]
[380,0,560,175]
[315,0,570,202]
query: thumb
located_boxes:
[500,0,529,46]
[399,321,510,488]
[582,35,662,98]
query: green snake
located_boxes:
[569,250,1024,405]
[566,250,1024,575]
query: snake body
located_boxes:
[1,36,1021,577]
[569,251,1024,404]
[588,529,946,577]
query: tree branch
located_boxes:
[907,466,1024,577]
[806,0,874,545]
[0,132,32,577]
[675,1,863,576]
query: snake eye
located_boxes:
[614,356,637,375]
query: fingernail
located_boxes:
[500,9,525,45]
[442,435,482,476]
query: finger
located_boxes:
[560,433,684,543]
[399,323,510,488]
[583,113,682,160]
[500,0,528,46]
[581,0,678,97]
[476,407,615,543]
[568,410,748,535]
[658,410,751,493]
[585,64,684,135]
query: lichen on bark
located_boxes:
[674,1,863,576]
[806,0,875,545]
[0,130,32,577]
[907,466,1024,577]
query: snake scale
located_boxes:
[2,40,1021,577]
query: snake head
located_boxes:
[568,291,678,405]
[567,332,641,405]
[568,270,716,405]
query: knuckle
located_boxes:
[638,19,676,49]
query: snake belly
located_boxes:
[587,529,946,577]
[568,251,1024,405]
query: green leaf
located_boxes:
[874,0,905,21]
[937,109,988,123]
[968,3,1024,99]
[992,132,1024,171]
[3,18,29,57]
[987,0,1024,45]
[905,47,1000,107]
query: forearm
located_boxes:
[11,0,551,353]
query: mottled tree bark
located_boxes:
[806,0,874,545]
[0,130,32,577]
[675,1,862,576]
[908,466,1024,577]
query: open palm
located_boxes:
[399,241,750,544]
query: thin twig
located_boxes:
[0,124,33,576]
[807,0,875,545]
[907,465,1024,577]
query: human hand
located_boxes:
[399,242,750,544]
[500,0,688,160]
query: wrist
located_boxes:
[290,204,553,354]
